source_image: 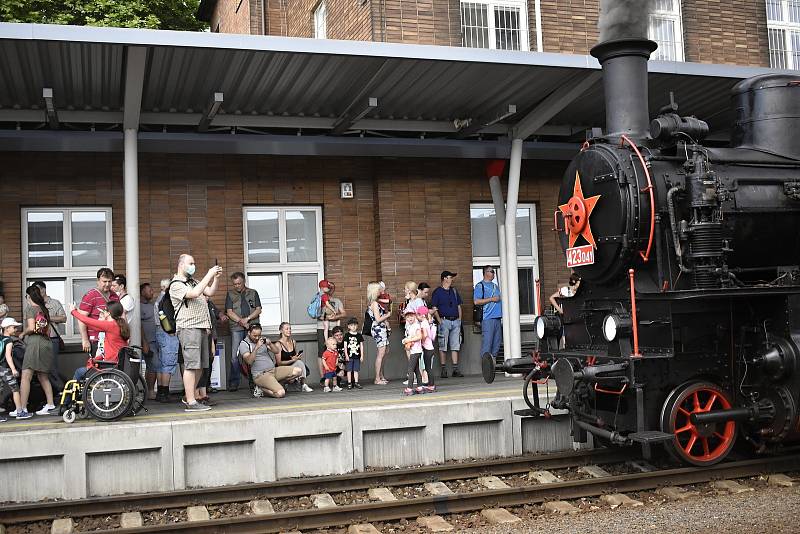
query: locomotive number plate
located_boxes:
[566,245,595,268]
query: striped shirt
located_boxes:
[170,277,211,330]
[79,288,120,341]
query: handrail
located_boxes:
[620,134,655,262]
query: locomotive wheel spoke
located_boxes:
[703,394,718,412]
[684,434,697,454]
[713,431,728,441]
[675,423,693,434]
[702,437,710,457]
[678,407,691,417]
[692,392,701,412]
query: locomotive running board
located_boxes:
[627,430,674,444]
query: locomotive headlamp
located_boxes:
[534,315,562,340]
[602,313,632,342]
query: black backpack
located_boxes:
[362,308,373,337]
[158,280,186,335]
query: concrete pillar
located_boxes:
[504,139,523,358]
[124,128,141,346]
[488,176,511,357]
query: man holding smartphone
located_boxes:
[239,324,301,398]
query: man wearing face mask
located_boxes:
[170,254,223,412]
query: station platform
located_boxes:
[0,375,583,503]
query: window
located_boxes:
[243,207,324,334]
[314,2,327,39]
[470,204,539,322]
[767,0,800,69]
[648,0,684,61]
[21,208,113,339]
[460,0,531,51]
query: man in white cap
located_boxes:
[0,317,29,421]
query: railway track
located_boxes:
[3,450,799,533]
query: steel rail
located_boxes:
[0,448,627,524]
[85,453,800,534]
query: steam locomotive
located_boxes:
[488,38,800,466]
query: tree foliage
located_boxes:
[0,0,207,31]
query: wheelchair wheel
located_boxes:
[131,374,147,414]
[82,369,136,421]
[62,409,76,424]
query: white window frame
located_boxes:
[767,0,800,69]
[648,0,685,62]
[313,1,327,39]
[21,207,114,340]
[243,206,324,335]
[460,0,531,52]
[470,203,539,323]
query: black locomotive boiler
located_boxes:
[489,38,800,466]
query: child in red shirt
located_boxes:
[321,336,342,393]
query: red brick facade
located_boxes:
[207,0,772,68]
[0,152,568,330]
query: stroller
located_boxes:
[58,345,147,423]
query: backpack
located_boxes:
[0,337,25,370]
[307,291,323,320]
[158,280,186,335]
[362,308,373,337]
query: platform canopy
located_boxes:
[0,22,787,158]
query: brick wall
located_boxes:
[376,0,461,44]
[682,0,769,66]
[0,152,568,329]
[539,0,599,54]
[209,0,252,34]
[263,0,288,35]
[284,0,372,40]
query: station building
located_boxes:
[0,3,795,383]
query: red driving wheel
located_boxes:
[660,381,737,466]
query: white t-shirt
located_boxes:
[120,294,136,324]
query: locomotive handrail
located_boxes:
[552,209,565,232]
[620,134,655,263]
[628,268,642,358]
[594,383,628,395]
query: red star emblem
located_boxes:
[559,171,601,249]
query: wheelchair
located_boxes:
[59,345,148,424]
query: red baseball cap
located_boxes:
[319,279,334,290]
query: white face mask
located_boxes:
[186,264,196,276]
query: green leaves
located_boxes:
[0,0,207,31]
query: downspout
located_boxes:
[487,162,511,359]
[123,128,141,347]
[261,0,266,34]
[504,138,523,359]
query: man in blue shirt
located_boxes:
[473,266,502,361]
[431,271,463,378]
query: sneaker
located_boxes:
[36,404,56,416]
[354,383,363,389]
[403,388,414,396]
[302,384,314,393]
[9,409,19,418]
[156,392,170,403]
[440,368,448,378]
[415,387,425,394]
[324,386,332,393]
[452,370,464,378]
[0,416,6,423]
[402,379,409,386]
[253,386,264,398]
[424,385,437,393]
[15,410,33,420]
[347,383,353,390]
[184,402,211,412]
[332,386,343,392]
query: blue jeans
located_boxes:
[155,330,179,374]
[481,318,502,358]
[229,329,246,387]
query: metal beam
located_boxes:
[122,46,147,130]
[511,71,602,139]
[457,104,517,139]
[331,97,378,135]
[42,87,58,129]
[198,92,224,132]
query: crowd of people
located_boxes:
[0,253,592,422]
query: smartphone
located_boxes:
[297,350,304,356]
[214,258,218,266]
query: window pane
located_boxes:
[649,16,677,61]
[71,211,108,267]
[286,210,318,262]
[518,268,535,315]
[767,0,783,21]
[494,6,521,51]
[27,279,66,335]
[769,28,788,69]
[654,0,674,11]
[247,274,281,326]
[461,2,489,48]
[288,273,319,325]
[790,0,800,23]
[27,212,64,268]
[515,208,533,256]
[72,278,98,332]
[470,207,499,257]
[792,31,800,69]
[246,210,280,263]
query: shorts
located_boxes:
[438,318,462,352]
[0,366,19,393]
[371,324,389,348]
[323,371,337,379]
[254,367,298,396]
[176,328,210,371]
[346,359,361,372]
[155,329,180,374]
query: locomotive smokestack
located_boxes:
[593,0,657,140]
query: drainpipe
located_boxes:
[487,163,511,358]
[504,138,523,359]
[124,128,141,347]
